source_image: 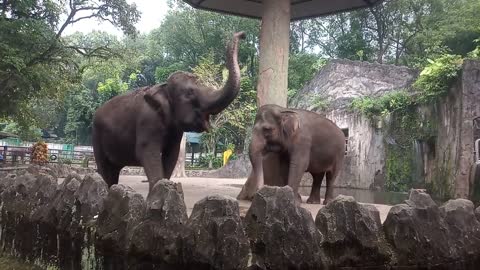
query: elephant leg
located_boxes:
[263,152,288,186]
[324,170,338,205]
[162,134,182,179]
[93,139,122,187]
[141,144,165,192]
[307,172,325,204]
[237,133,265,200]
[96,158,122,187]
[287,151,310,203]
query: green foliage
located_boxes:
[310,96,330,111]
[1,121,41,141]
[467,38,480,59]
[385,148,414,192]
[155,63,186,83]
[0,0,139,129]
[287,54,326,99]
[413,54,464,103]
[350,91,414,119]
[198,154,222,169]
[97,77,128,101]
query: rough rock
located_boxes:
[290,59,418,111]
[73,173,108,225]
[129,180,188,265]
[26,164,58,179]
[184,194,249,270]
[45,173,82,230]
[383,189,452,266]
[97,184,146,254]
[205,154,251,178]
[245,186,324,270]
[1,172,56,215]
[46,163,95,178]
[440,199,480,259]
[476,205,480,222]
[315,195,391,267]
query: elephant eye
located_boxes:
[184,88,194,99]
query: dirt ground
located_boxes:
[118,175,393,223]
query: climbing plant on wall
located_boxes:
[349,50,474,193]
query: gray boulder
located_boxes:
[440,199,480,259]
[73,173,108,226]
[383,189,453,266]
[129,180,188,265]
[315,195,391,267]
[1,172,56,215]
[205,154,251,178]
[97,184,146,254]
[184,194,249,270]
[475,205,480,222]
[245,186,324,270]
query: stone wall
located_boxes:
[421,60,480,199]
[291,59,418,189]
[1,167,480,269]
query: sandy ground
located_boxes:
[118,175,393,223]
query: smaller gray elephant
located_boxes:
[237,104,346,204]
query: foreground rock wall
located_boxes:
[0,167,480,270]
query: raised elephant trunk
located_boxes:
[203,32,246,114]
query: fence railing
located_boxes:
[0,146,95,166]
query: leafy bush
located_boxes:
[198,154,222,169]
[467,38,480,59]
[350,91,413,119]
[413,54,463,103]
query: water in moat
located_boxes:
[298,186,409,205]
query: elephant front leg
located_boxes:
[162,134,182,179]
[237,134,265,200]
[287,151,310,203]
[140,143,165,192]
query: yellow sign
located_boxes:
[223,149,233,165]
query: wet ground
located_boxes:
[117,176,396,223]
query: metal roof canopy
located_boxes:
[183,0,383,21]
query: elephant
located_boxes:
[237,104,346,204]
[92,32,246,191]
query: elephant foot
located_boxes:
[295,193,303,204]
[306,196,321,204]
[323,198,333,205]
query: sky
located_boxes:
[63,0,170,36]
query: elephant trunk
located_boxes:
[203,32,245,114]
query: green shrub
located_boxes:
[413,54,463,103]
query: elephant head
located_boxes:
[144,32,246,132]
[254,104,300,151]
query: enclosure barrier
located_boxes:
[0,165,479,270]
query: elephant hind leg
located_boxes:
[323,170,339,205]
[307,172,325,204]
[96,158,122,187]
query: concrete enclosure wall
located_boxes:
[1,166,480,270]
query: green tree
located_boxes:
[0,0,140,124]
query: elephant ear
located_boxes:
[144,85,171,120]
[280,111,300,139]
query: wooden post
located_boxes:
[256,0,291,107]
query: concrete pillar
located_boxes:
[256,0,290,107]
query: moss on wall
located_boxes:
[383,108,436,192]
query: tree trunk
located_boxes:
[256,0,290,107]
[172,134,186,178]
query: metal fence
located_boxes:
[0,146,95,165]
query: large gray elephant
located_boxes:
[237,104,346,204]
[92,32,245,191]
